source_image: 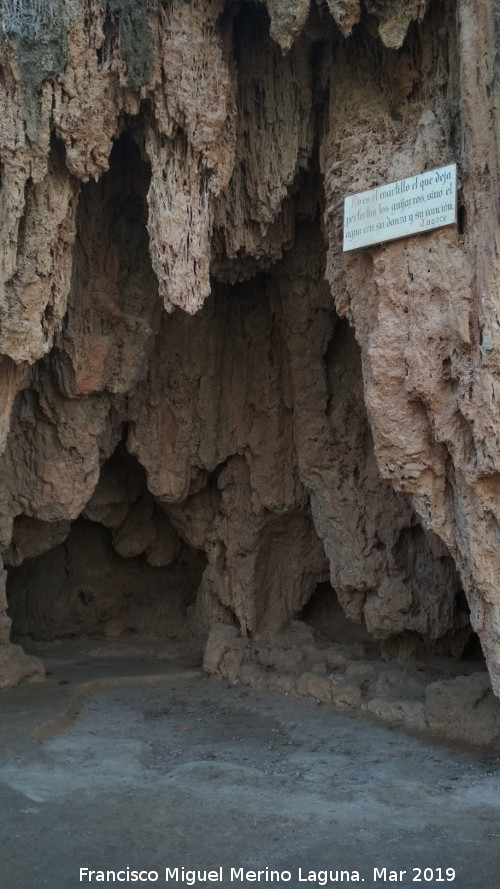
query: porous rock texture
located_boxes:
[0,0,500,722]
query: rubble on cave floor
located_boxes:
[202,603,500,750]
[14,613,499,751]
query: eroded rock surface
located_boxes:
[0,0,499,728]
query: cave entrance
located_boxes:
[300,582,380,658]
[300,576,484,669]
[5,446,206,662]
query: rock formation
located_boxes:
[0,0,499,715]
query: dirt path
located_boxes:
[1,643,499,889]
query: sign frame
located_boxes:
[343,163,457,252]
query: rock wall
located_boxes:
[0,0,499,696]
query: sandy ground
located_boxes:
[1,641,500,889]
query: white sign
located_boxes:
[343,163,457,251]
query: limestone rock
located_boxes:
[0,642,44,688]
[0,0,499,719]
[321,0,500,694]
[6,519,204,642]
[0,556,44,687]
[3,516,71,567]
[366,699,427,733]
[112,494,156,559]
[425,673,500,747]
[325,0,360,36]
[202,622,241,675]
[145,511,183,569]
[365,0,430,49]
[265,0,311,51]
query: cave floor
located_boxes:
[1,640,500,889]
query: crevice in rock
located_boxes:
[5,445,206,652]
[461,630,486,664]
[96,9,120,71]
[299,582,380,659]
[52,122,161,399]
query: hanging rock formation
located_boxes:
[0,0,500,709]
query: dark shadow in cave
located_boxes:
[300,582,380,657]
[300,578,487,673]
[5,447,206,654]
[461,631,486,663]
[52,123,161,399]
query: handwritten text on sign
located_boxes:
[343,163,457,251]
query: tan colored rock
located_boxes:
[375,667,426,702]
[276,228,465,643]
[7,519,204,642]
[325,648,349,670]
[202,622,241,675]
[329,680,363,710]
[220,648,249,685]
[0,370,113,534]
[0,0,499,716]
[54,133,161,398]
[82,450,145,529]
[112,494,156,559]
[325,0,360,36]
[0,357,30,454]
[264,673,297,696]
[265,0,311,51]
[256,646,306,675]
[345,661,377,690]
[365,0,430,49]
[145,511,183,569]
[3,516,71,567]
[321,0,500,695]
[237,662,271,691]
[297,671,362,708]
[212,18,313,265]
[0,116,79,364]
[425,673,500,748]
[366,699,427,733]
[0,559,11,646]
[297,671,334,703]
[0,556,44,687]
[0,642,45,688]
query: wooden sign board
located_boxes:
[343,163,457,252]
